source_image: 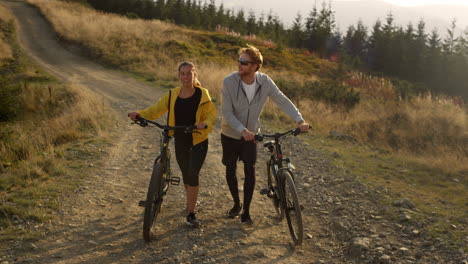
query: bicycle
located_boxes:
[133,116,201,242]
[256,127,306,246]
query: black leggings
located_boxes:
[174,135,208,187]
[221,134,257,213]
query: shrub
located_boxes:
[391,78,428,100]
[275,78,360,109]
[306,80,360,108]
[0,77,21,121]
[274,79,303,103]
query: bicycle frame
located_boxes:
[267,136,295,176]
[256,127,304,246]
[159,129,171,166]
[258,128,300,183]
[134,116,200,241]
[261,131,295,214]
[155,129,173,195]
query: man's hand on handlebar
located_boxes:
[297,120,311,132]
[241,128,256,141]
[128,112,141,121]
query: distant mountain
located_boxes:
[216,0,468,36]
[414,4,468,31]
[331,0,467,36]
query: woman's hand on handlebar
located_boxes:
[128,112,141,121]
[196,122,207,130]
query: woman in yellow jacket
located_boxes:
[128,61,216,227]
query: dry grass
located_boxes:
[7,0,465,247]
[0,4,14,24]
[0,1,114,236]
[345,71,396,100]
[0,37,12,63]
[197,62,236,102]
[0,4,13,64]
[27,0,194,77]
[0,80,112,231]
[26,0,467,175]
[1,83,110,163]
[297,93,468,173]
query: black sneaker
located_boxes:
[186,213,200,227]
[227,203,242,218]
[240,212,253,225]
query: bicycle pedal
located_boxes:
[169,176,180,185]
[138,200,146,207]
[260,189,270,195]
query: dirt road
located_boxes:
[3,1,465,263]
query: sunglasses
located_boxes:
[238,58,253,66]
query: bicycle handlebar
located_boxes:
[254,126,310,142]
[132,115,206,134]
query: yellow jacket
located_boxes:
[137,86,217,145]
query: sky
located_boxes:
[381,0,468,6]
[215,0,468,35]
[220,0,468,8]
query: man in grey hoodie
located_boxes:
[221,45,310,224]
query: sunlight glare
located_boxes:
[382,0,468,6]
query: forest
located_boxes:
[85,0,468,101]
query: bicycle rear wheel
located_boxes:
[282,170,303,246]
[143,159,164,242]
[267,160,284,220]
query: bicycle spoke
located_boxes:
[267,160,284,220]
[143,160,164,242]
[282,170,303,246]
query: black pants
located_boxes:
[174,135,208,187]
[221,134,257,214]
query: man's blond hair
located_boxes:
[239,45,263,71]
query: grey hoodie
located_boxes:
[221,71,303,139]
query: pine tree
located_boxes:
[264,10,276,40]
[368,19,383,71]
[173,0,187,25]
[246,10,257,35]
[304,2,335,57]
[233,9,246,34]
[203,0,216,30]
[214,3,228,29]
[289,13,304,49]
[163,0,176,21]
[443,20,468,98]
[425,29,443,94]
[343,19,367,65]
[153,0,165,20]
[442,19,457,55]
[411,20,428,81]
[256,12,265,36]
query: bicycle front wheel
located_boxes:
[267,160,284,220]
[143,160,164,242]
[282,170,303,246]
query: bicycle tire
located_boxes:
[267,160,284,220]
[143,159,164,242]
[282,170,303,246]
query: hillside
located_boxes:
[0,0,113,243]
[26,0,467,170]
[1,0,466,263]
